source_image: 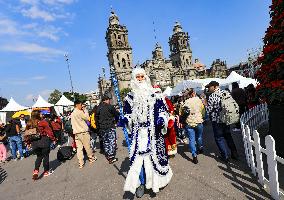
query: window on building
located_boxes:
[127,54,129,59]
[118,62,120,68]
[117,54,119,60]
[122,58,126,68]
[118,35,121,39]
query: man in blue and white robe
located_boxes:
[122,68,173,196]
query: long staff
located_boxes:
[110,66,145,184]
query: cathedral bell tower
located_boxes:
[169,22,195,79]
[105,11,133,89]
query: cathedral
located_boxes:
[98,11,228,96]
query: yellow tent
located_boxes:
[12,110,31,118]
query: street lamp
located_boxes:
[64,53,75,101]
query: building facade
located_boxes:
[100,11,228,95]
[105,11,133,90]
[208,59,228,78]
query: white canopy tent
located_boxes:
[32,95,53,108]
[54,95,74,116]
[55,95,74,106]
[170,71,258,96]
[0,97,29,123]
[224,71,258,89]
[162,87,173,97]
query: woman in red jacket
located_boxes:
[26,110,56,180]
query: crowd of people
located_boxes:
[0,68,261,198]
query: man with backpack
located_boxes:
[206,81,239,163]
[96,93,120,164]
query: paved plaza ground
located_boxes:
[0,123,281,200]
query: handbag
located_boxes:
[24,128,41,142]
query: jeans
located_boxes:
[184,124,203,157]
[211,122,238,159]
[9,135,23,159]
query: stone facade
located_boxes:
[208,59,228,78]
[142,22,202,89]
[105,11,133,90]
[100,11,228,94]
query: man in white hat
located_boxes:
[121,68,173,198]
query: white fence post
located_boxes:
[241,123,250,164]
[265,135,280,200]
[245,125,256,175]
[252,130,264,186]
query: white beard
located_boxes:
[131,79,154,123]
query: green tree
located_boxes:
[63,91,88,103]
[120,88,131,101]
[48,89,62,104]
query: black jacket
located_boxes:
[5,120,20,137]
[96,102,120,131]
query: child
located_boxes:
[0,123,7,163]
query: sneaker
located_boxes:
[43,170,54,177]
[32,170,39,180]
[109,158,118,164]
[193,156,198,164]
[20,157,24,160]
[136,185,145,198]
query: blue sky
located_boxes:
[0,0,270,106]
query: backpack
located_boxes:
[219,90,240,125]
[90,113,97,129]
[57,146,75,162]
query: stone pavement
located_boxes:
[0,124,273,200]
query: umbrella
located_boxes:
[12,110,31,118]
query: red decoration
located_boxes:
[256,0,284,105]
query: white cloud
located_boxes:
[43,0,75,5]
[37,26,62,41]
[31,76,46,80]
[20,0,38,5]
[1,79,29,86]
[0,42,64,56]
[0,18,22,35]
[21,6,55,21]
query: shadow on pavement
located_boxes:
[177,143,193,162]
[50,158,63,171]
[113,157,130,179]
[204,147,271,199]
[0,166,7,184]
[176,122,271,199]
